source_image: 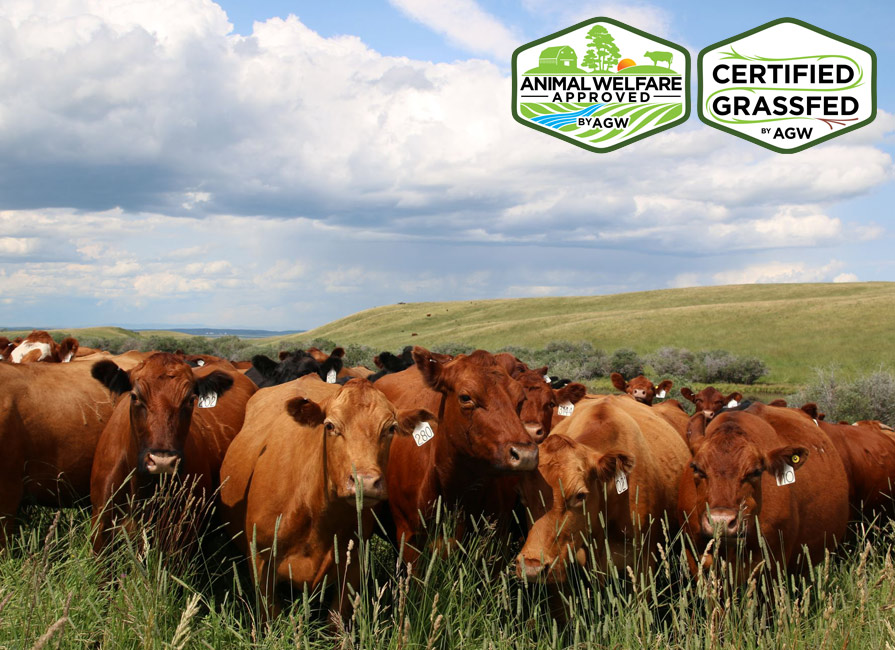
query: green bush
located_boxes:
[790,367,895,423]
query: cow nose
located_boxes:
[145,451,181,475]
[701,509,740,538]
[516,555,545,581]
[633,389,646,398]
[524,423,546,443]
[347,473,386,501]
[702,410,715,420]
[507,443,539,471]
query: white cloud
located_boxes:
[388,0,520,60]
[0,237,38,255]
[833,273,859,283]
[712,261,848,285]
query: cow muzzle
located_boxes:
[516,555,548,582]
[700,508,743,539]
[524,422,546,444]
[346,473,386,503]
[505,443,539,471]
[144,450,182,475]
[702,410,716,420]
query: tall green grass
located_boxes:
[4,493,895,648]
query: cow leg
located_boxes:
[0,439,25,548]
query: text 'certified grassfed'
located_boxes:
[698,18,876,153]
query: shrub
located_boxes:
[647,347,696,378]
[608,348,644,379]
[791,367,895,424]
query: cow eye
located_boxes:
[324,421,338,436]
[569,491,587,507]
[690,463,706,479]
[386,424,398,437]
[459,394,474,407]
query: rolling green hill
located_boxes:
[294,282,895,384]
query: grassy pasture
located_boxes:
[296,282,895,385]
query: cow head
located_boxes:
[286,379,433,503]
[611,373,672,406]
[515,367,586,443]
[0,337,13,361]
[9,330,79,363]
[680,386,743,420]
[414,346,538,471]
[685,412,807,542]
[92,352,234,476]
[515,434,634,583]
[374,346,414,373]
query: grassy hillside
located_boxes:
[296,282,895,384]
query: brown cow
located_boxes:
[795,405,895,520]
[0,360,121,544]
[678,404,848,581]
[515,366,587,443]
[652,399,690,440]
[516,396,689,590]
[218,376,432,618]
[680,385,743,420]
[0,337,15,361]
[375,347,536,559]
[9,330,79,363]
[610,373,673,406]
[89,352,252,554]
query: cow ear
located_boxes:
[588,448,635,484]
[686,413,708,454]
[92,360,132,395]
[285,397,326,427]
[252,355,279,377]
[524,365,549,380]
[329,347,345,359]
[610,373,628,393]
[278,350,290,361]
[656,379,673,393]
[396,408,436,436]
[680,387,696,403]
[195,370,234,400]
[556,382,587,405]
[373,354,384,369]
[800,403,819,419]
[58,337,78,363]
[727,391,743,404]
[413,346,451,392]
[766,446,808,475]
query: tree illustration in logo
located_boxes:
[585,25,620,72]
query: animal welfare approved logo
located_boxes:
[511,17,690,153]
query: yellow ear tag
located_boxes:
[791,454,800,464]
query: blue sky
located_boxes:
[0,0,892,329]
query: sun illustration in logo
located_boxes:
[617,58,636,71]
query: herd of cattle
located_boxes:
[2,329,895,619]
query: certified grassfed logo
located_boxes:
[699,18,876,153]
[512,18,690,153]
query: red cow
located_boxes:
[678,403,848,581]
[680,386,743,420]
[516,396,689,599]
[375,347,537,559]
[610,373,673,406]
[219,376,432,618]
[515,366,587,443]
[9,330,79,363]
[0,360,121,545]
[89,352,253,554]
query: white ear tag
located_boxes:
[198,392,218,408]
[543,374,551,383]
[727,399,739,408]
[558,402,574,417]
[326,369,337,383]
[412,421,435,446]
[775,462,796,486]
[197,359,205,367]
[656,390,666,399]
[615,470,628,494]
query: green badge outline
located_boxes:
[697,17,877,154]
[511,17,691,154]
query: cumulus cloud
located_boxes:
[713,260,848,285]
[0,1,891,328]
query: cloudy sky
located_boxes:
[1,0,892,329]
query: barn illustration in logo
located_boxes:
[512,18,690,153]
